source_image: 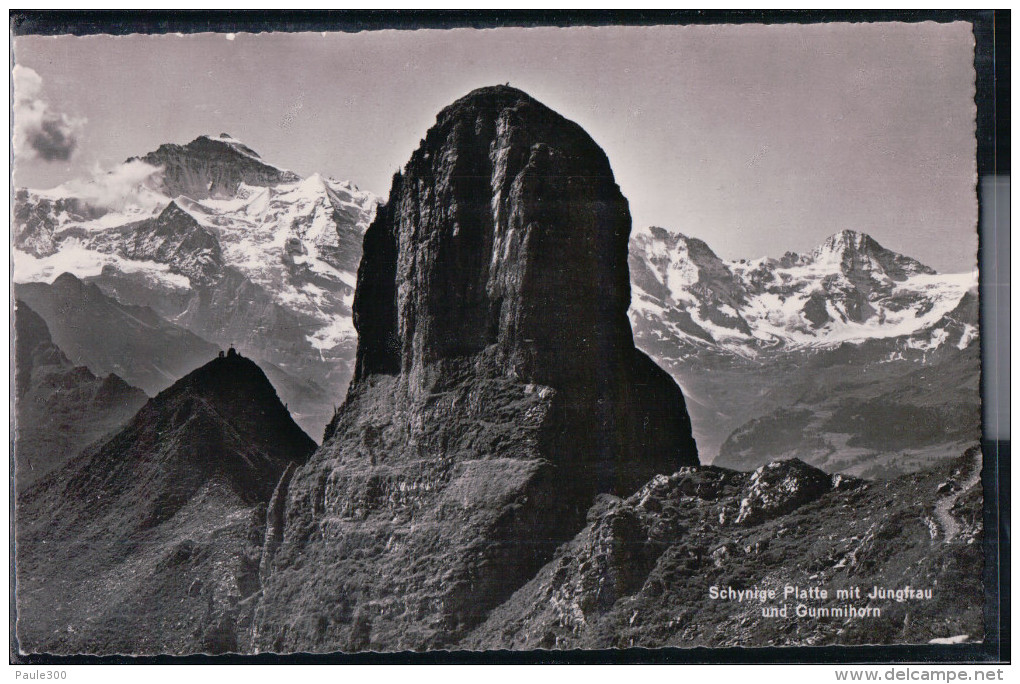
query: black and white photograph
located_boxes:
[8,11,1007,663]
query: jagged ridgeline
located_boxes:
[15,86,982,656]
[15,350,316,654]
[251,85,699,652]
[13,300,148,488]
[14,85,698,656]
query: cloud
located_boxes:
[13,63,42,100]
[60,160,167,212]
[13,65,87,162]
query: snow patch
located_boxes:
[13,244,192,290]
[957,324,978,350]
[308,315,357,350]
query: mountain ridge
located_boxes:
[126,133,302,199]
[628,226,980,471]
[15,272,218,395]
[15,350,316,655]
[13,135,379,438]
[629,226,975,358]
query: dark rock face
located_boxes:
[15,353,315,655]
[14,300,148,488]
[255,86,697,652]
[346,85,697,491]
[130,134,300,199]
[123,202,224,284]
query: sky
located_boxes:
[12,22,978,272]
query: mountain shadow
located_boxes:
[15,351,315,655]
[14,299,148,488]
[16,273,218,395]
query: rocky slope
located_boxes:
[15,272,217,395]
[15,351,315,655]
[628,227,979,472]
[12,134,378,438]
[14,300,148,488]
[466,448,983,649]
[251,85,699,653]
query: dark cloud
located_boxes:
[28,116,79,161]
[13,65,86,162]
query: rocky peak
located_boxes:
[733,458,835,525]
[15,352,314,654]
[93,372,140,407]
[203,132,262,158]
[629,228,751,338]
[632,229,745,303]
[149,350,314,461]
[158,199,197,222]
[816,229,874,254]
[348,84,697,490]
[256,86,698,652]
[125,201,223,283]
[355,85,633,390]
[50,271,101,299]
[62,351,315,517]
[810,229,936,281]
[129,134,300,199]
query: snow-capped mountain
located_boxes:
[11,133,978,472]
[12,134,378,438]
[128,132,301,198]
[629,226,978,359]
[627,226,979,475]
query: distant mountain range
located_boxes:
[629,226,977,357]
[12,85,983,656]
[12,134,979,475]
[13,300,148,488]
[16,272,217,394]
[13,133,378,439]
[628,227,979,475]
